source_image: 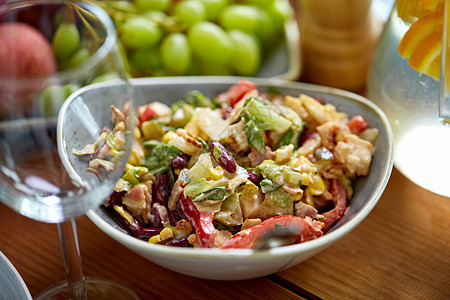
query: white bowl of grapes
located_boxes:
[90,0,301,80]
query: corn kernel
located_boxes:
[309,175,325,195]
[133,127,141,140]
[162,131,178,143]
[148,235,161,244]
[159,227,174,241]
[290,157,312,173]
[208,166,224,180]
[113,205,134,225]
[304,189,315,206]
[114,121,125,132]
[301,173,311,185]
[293,191,303,201]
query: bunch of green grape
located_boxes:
[94,0,293,77]
[41,10,121,117]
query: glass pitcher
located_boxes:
[368,2,450,197]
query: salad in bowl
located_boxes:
[75,79,378,250]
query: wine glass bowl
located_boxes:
[0,0,131,222]
[0,1,138,299]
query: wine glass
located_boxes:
[0,1,139,299]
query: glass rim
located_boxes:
[0,0,118,86]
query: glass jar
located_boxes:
[368,5,450,197]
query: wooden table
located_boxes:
[0,168,449,299]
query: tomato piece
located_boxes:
[321,178,347,232]
[347,115,368,134]
[138,105,159,124]
[216,79,257,107]
[178,194,216,248]
[221,215,323,249]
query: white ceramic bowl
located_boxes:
[60,76,393,280]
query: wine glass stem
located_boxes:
[57,219,88,300]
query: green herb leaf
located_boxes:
[144,142,181,174]
[192,186,227,202]
[243,114,266,155]
[260,177,282,193]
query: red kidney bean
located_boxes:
[133,228,162,241]
[152,172,169,206]
[107,191,125,205]
[170,154,188,169]
[247,170,261,185]
[168,210,181,227]
[110,206,143,235]
[165,237,191,247]
[149,203,169,228]
[209,140,237,173]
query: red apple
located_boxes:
[0,22,57,78]
[0,22,57,118]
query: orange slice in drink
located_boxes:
[397,0,444,80]
[397,0,444,22]
[398,10,443,58]
[407,29,442,80]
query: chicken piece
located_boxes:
[296,133,321,157]
[239,187,269,219]
[334,133,375,176]
[275,144,294,164]
[248,146,275,167]
[294,201,318,218]
[301,94,347,125]
[122,183,152,221]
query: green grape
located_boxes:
[198,60,231,75]
[187,21,233,65]
[274,0,294,20]
[185,59,201,75]
[39,85,65,117]
[252,6,276,47]
[145,10,168,22]
[229,30,260,76]
[119,17,162,49]
[173,0,207,26]
[129,47,161,72]
[67,47,90,69]
[199,0,228,20]
[152,68,170,77]
[134,0,170,11]
[266,0,293,32]
[160,33,191,75]
[91,71,120,84]
[62,83,81,98]
[52,23,80,59]
[39,83,81,117]
[218,5,262,34]
[242,0,276,7]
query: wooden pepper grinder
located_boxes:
[293,0,381,92]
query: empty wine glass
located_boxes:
[0,0,139,299]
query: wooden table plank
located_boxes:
[1,170,449,299]
[272,169,450,299]
[0,202,304,300]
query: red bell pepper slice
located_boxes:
[138,104,159,124]
[216,79,258,107]
[221,215,323,249]
[347,115,368,134]
[321,178,347,232]
[178,194,216,248]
